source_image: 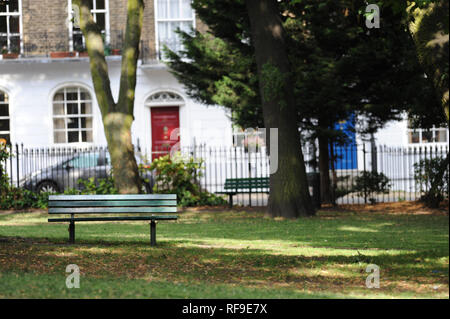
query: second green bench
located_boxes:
[217,177,269,208]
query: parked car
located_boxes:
[19,151,154,194]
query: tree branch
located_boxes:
[73,0,115,116]
[117,0,145,116]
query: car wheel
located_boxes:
[37,181,59,194]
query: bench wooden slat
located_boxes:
[225,182,268,185]
[49,207,177,214]
[49,200,177,207]
[48,216,178,222]
[218,190,269,194]
[48,194,176,201]
[225,181,267,183]
[224,177,269,190]
[224,185,269,189]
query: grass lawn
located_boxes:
[0,202,448,299]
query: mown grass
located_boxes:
[0,206,448,299]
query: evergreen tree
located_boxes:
[166,0,440,205]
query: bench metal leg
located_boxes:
[228,194,233,209]
[150,221,156,246]
[68,221,75,244]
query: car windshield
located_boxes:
[104,152,146,165]
[67,154,100,168]
[64,151,144,168]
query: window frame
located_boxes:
[52,86,94,145]
[154,0,196,60]
[67,0,110,52]
[0,0,23,54]
[232,126,266,149]
[407,125,449,145]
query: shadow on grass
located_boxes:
[1,234,447,286]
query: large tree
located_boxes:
[244,0,315,218]
[167,0,436,205]
[73,0,143,193]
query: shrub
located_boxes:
[333,175,352,200]
[0,188,49,210]
[64,177,118,195]
[0,143,10,193]
[353,171,391,203]
[144,153,227,207]
[414,156,449,208]
[1,144,49,209]
[80,177,118,195]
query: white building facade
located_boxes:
[0,0,447,154]
[0,58,233,150]
[0,0,233,154]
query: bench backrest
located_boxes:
[48,194,177,215]
[224,177,269,191]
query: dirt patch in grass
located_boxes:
[323,201,449,216]
[0,208,46,216]
[184,201,449,217]
[182,206,267,213]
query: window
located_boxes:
[155,0,195,59]
[232,127,266,149]
[53,87,94,144]
[146,91,184,105]
[407,122,449,144]
[67,153,100,168]
[0,0,21,53]
[0,90,10,144]
[69,0,109,51]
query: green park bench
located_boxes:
[48,194,177,246]
[217,177,270,208]
[217,173,320,208]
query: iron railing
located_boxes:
[1,142,449,206]
[0,30,159,63]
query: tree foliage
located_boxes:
[407,0,449,126]
[167,0,438,136]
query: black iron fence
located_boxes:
[1,143,448,206]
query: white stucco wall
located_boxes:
[373,118,409,147]
[0,58,233,150]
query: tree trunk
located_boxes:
[318,134,333,205]
[104,113,141,193]
[329,142,338,206]
[245,0,315,218]
[75,0,144,193]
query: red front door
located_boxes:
[151,107,180,160]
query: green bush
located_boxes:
[414,156,449,208]
[1,145,48,209]
[144,153,227,207]
[353,171,391,203]
[75,177,118,195]
[333,175,352,200]
[0,144,10,193]
[0,188,49,210]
